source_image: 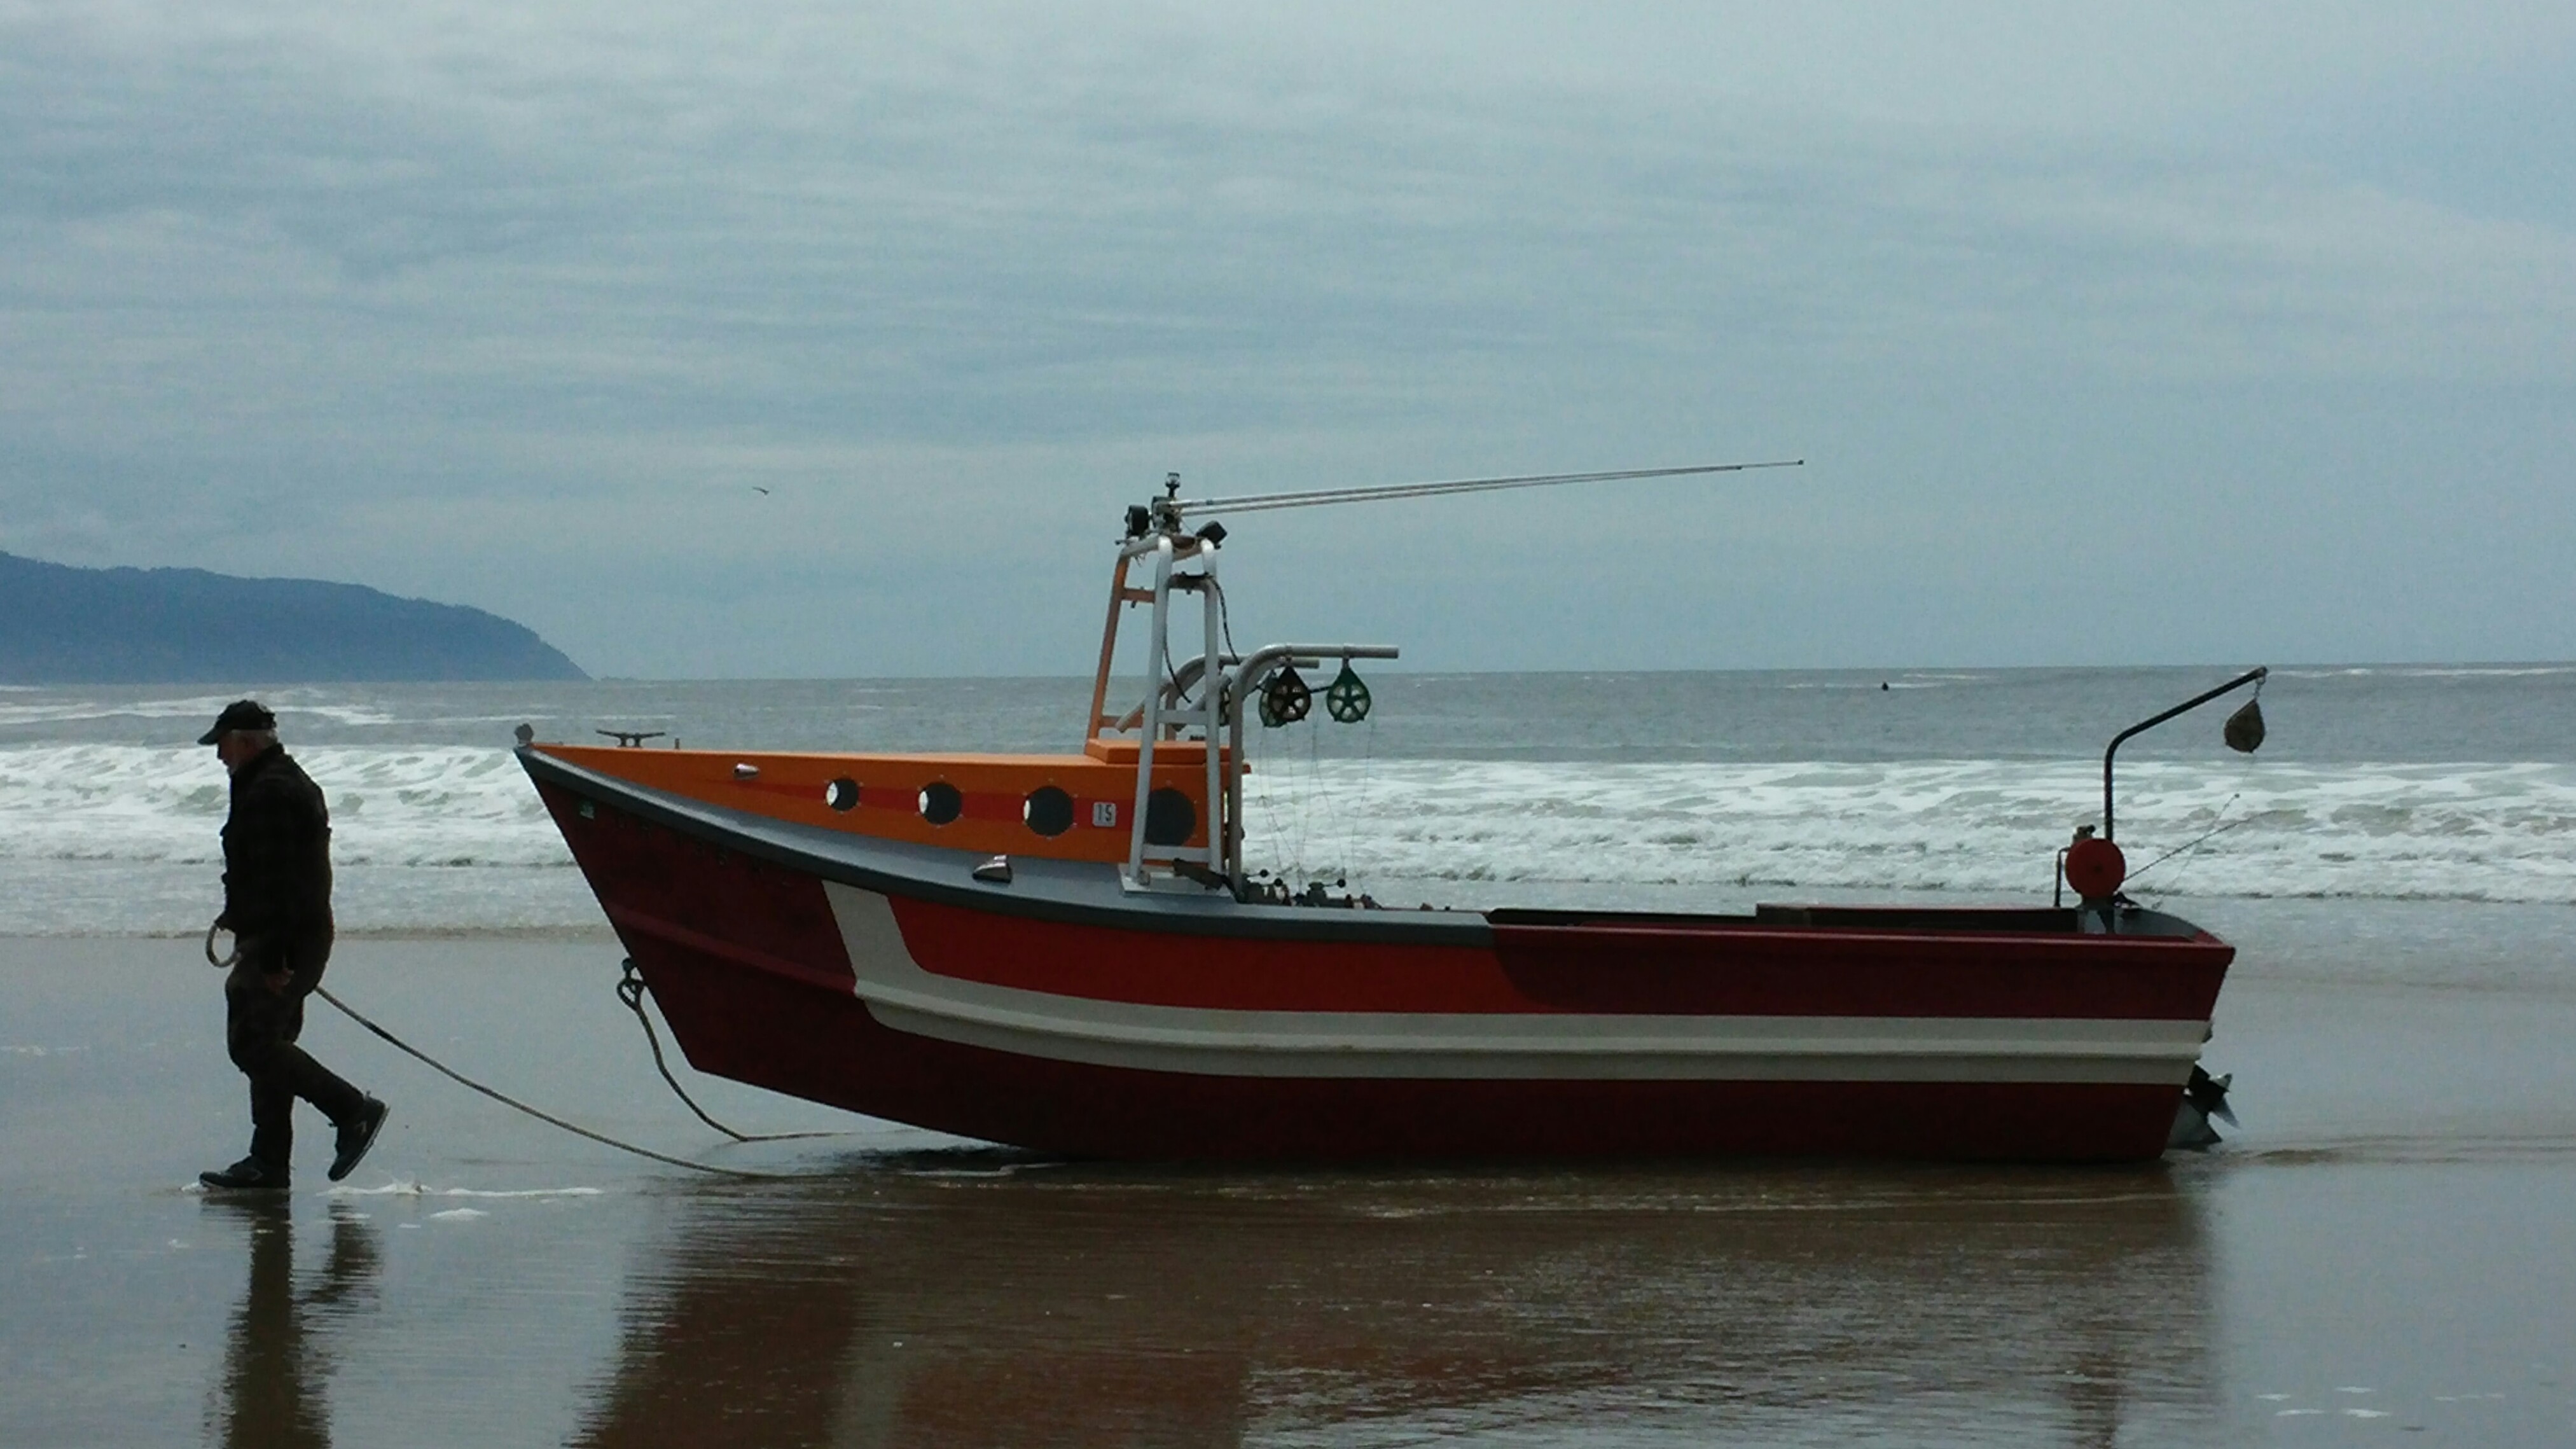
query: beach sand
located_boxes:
[5,900,2574,1446]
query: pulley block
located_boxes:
[1324,662,1372,723]
[1260,665,1313,727]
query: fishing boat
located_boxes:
[517,465,2258,1162]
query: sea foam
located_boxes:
[6,744,2574,934]
[1241,758,2576,906]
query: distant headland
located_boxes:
[0,551,587,683]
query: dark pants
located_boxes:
[225,924,366,1169]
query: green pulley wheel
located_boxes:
[1324,662,1371,723]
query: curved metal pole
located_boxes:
[2102,666,2266,843]
[1113,651,1245,733]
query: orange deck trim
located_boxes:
[536,744,1217,861]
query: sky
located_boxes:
[3,1,2571,677]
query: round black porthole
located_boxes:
[824,777,860,812]
[1023,786,1074,838]
[918,782,962,826]
[1144,787,1195,846]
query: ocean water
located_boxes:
[4,665,2573,934]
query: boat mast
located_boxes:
[1088,459,1801,893]
[1086,476,1232,891]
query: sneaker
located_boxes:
[328,1096,389,1182]
[200,1157,288,1192]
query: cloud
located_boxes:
[1,2,2571,674]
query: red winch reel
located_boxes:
[2063,836,2128,901]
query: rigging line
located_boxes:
[617,959,844,1144]
[1210,576,1240,726]
[1347,711,1380,898]
[1294,711,1321,881]
[1323,722,1352,889]
[310,985,799,1181]
[1254,754,1292,885]
[1210,576,1239,662]
[1174,460,1804,517]
[1320,707,1370,894]
[2124,797,2268,885]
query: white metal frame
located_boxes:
[1086,512,1394,892]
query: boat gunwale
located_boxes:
[524,744,1490,946]
[522,745,2229,958]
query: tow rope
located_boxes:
[316,984,793,1180]
[613,958,842,1146]
[206,924,822,1181]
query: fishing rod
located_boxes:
[1130,459,1803,535]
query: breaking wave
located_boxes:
[0,744,588,934]
[0,744,569,870]
[1242,758,2576,907]
[6,744,2574,932]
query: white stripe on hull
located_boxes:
[824,883,2207,1085]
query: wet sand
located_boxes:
[6,899,2575,1446]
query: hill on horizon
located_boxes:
[0,551,587,683]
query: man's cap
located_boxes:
[197,700,277,745]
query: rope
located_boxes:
[312,985,794,1180]
[614,959,841,1144]
[206,924,824,1179]
[2124,795,2265,889]
[1212,575,1239,665]
[1350,711,1378,898]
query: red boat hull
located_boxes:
[530,761,2231,1163]
[640,943,2186,1160]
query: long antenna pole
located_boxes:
[1170,459,1803,520]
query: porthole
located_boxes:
[824,777,860,812]
[918,781,962,826]
[1023,786,1074,838]
[1144,787,1195,846]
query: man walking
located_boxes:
[198,700,389,1192]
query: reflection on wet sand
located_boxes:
[202,1200,380,1449]
[574,1158,2215,1447]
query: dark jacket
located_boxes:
[220,744,333,939]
